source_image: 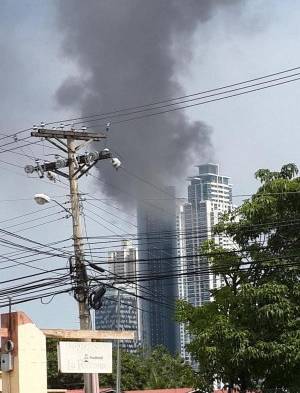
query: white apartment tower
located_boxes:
[108,239,137,280]
[178,163,232,363]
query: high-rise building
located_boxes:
[137,187,179,354]
[108,239,137,279]
[178,163,232,363]
[176,203,189,360]
[95,240,140,352]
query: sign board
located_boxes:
[57,341,112,374]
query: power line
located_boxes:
[0,249,298,311]
[0,227,72,259]
[34,65,300,128]
[0,158,24,169]
[0,236,72,262]
[0,65,300,144]
[85,199,137,228]
[93,75,300,127]
[0,205,56,225]
[79,218,300,243]
[0,276,71,299]
[63,71,300,129]
[0,287,73,308]
[0,267,70,286]
[80,253,300,313]
[95,255,300,284]
[2,210,63,230]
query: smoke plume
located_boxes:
[55,0,239,207]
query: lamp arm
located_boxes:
[52,199,72,215]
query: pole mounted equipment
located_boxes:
[89,285,106,310]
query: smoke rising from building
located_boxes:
[55,0,240,207]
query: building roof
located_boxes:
[66,388,251,393]
[67,389,115,393]
[67,389,194,393]
[125,389,193,393]
[66,389,253,393]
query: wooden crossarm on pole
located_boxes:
[31,129,107,141]
[41,329,136,340]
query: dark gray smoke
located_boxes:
[55,0,239,207]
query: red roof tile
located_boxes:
[67,390,114,393]
[124,389,193,393]
[67,389,194,393]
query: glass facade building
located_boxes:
[95,240,140,352]
[137,187,179,354]
[95,286,140,352]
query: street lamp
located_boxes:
[34,193,51,205]
[33,193,71,215]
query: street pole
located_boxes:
[116,290,121,393]
[67,136,93,393]
[25,126,120,393]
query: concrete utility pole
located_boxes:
[25,126,121,393]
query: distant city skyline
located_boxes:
[102,164,233,360]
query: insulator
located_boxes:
[101,150,111,159]
[112,157,121,169]
[47,171,57,182]
[55,158,67,169]
[24,165,35,174]
[87,151,99,162]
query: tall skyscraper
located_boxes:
[178,163,232,363]
[95,240,140,352]
[137,186,179,354]
[108,239,137,279]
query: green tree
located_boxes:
[143,346,195,389]
[47,341,195,390]
[177,164,300,393]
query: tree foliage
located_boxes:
[47,342,195,390]
[177,164,300,393]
